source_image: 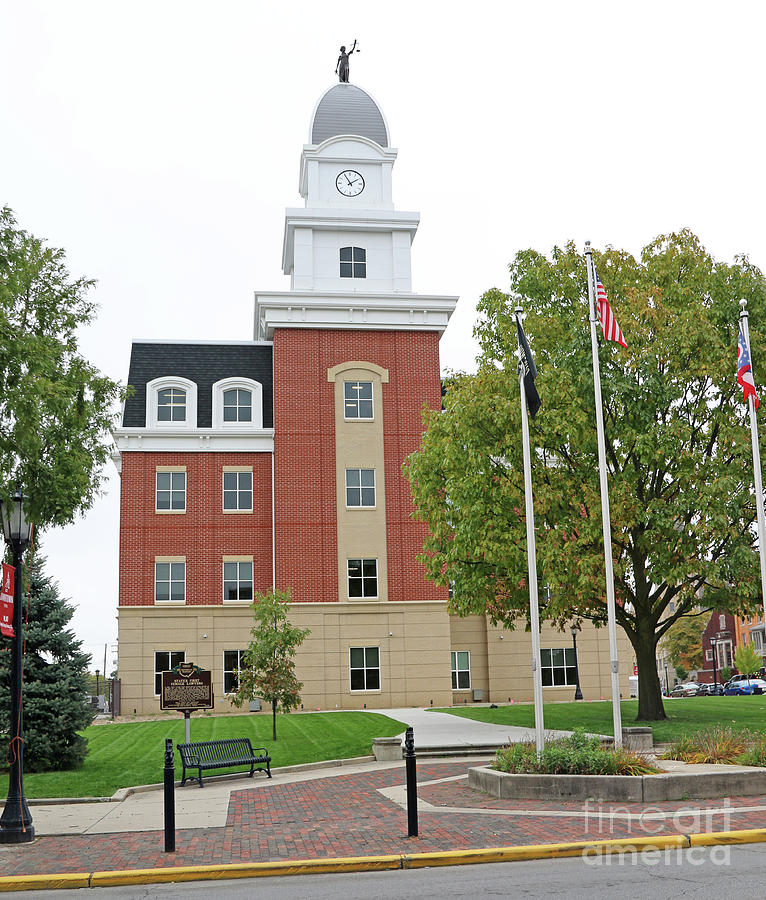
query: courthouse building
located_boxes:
[113,80,631,715]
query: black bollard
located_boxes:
[163,738,175,853]
[404,726,418,837]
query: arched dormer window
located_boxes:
[340,247,366,279]
[212,378,264,429]
[146,377,197,429]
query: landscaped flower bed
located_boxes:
[662,725,766,766]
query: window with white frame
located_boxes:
[154,650,185,695]
[350,646,380,690]
[345,468,375,507]
[339,246,366,278]
[223,388,252,422]
[754,631,764,652]
[146,377,197,429]
[705,649,713,661]
[155,560,186,603]
[347,558,377,598]
[451,651,471,690]
[223,560,253,602]
[223,470,253,512]
[540,648,577,686]
[719,614,726,629]
[223,649,247,693]
[344,381,373,419]
[156,470,186,512]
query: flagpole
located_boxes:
[584,243,623,747]
[739,299,766,631]
[515,300,545,757]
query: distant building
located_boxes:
[112,81,631,715]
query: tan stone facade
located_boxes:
[118,603,631,715]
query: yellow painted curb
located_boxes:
[0,873,90,893]
[3,830,766,892]
[89,855,403,887]
[688,828,766,847]
[402,833,690,868]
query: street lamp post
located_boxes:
[570,627,583,701]
[0,490,34,844]
[710,637,718,692]
[664,663,669,695]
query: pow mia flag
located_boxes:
[516,314,541,418]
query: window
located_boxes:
[223,560,253,602]
[540,648,577,686]
[155,560,186,603]
[350,647,380,691]
[344,381,373,419]
[754,631,764,652]
[347,558,378,598]
[156,470,186,512]
[223,389,252,423]
[345,468,375,507]
[223,649,247,693]
[223,470,253,511]
[154,650,184,696]
[157,387,186,422]
[719,614,726,629]
[451,651,471,690]
[705,649,713,661]
[340,246,366,278]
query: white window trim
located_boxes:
[154,557,186,605]
[345,468,376,509]
[154,650,185,697]
[212,377,264,429]
[155,467,187,514]
[349,646,381,693]
[451,650,471,691]
[222,468,254,514]
[223,649,247,695]
[342,380,374,421]
[540,647,577,688]
[347,558,378,600]
[146,376,197,430]
[222,556,254,604]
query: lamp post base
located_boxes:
[0,799,35,844]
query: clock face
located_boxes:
[336,170,365,197]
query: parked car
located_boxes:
[723,678,766,695]
[669,682,700,697]
[695,683,724,696]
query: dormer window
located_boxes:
[340,247,366,279]
[223,389,252,423]
[212,378,264,429]
[157,388,186,422]
[146,377,197,429]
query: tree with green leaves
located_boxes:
[734,643,763,686]
[0,206,122,525]
[230,589,310,741]
[0,555,93,771]
[661,612,710,671]
[405,230,766,721]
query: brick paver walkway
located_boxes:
[2,761,766,877]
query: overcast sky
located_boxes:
[2,1,765,673]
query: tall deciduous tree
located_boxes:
[0,206,122,525]
[231,589,310,741]
[0,555,94,770]
[405,230,766,721]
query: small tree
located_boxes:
[231,589,310,741]
[662,614,709,671]
[734,644,763,688]
[675,665,688,682]
[720,665,732,683]
[0,555,93,770]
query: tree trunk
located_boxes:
[635,637,667,720]
[272,700,277,741]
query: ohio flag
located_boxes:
[738,323,759,411]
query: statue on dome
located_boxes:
[335,40,357,83]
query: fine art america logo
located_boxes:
[580,798,732,867]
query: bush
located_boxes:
[662,725,748,765]
[738,733,766,767]
[492,729,659,776]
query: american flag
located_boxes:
[594,268,627,348]
[738,322,759,411]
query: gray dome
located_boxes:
[310,84,389,147]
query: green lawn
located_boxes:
[436,697,766,744]
[0,711,406,799]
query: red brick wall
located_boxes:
[273,328,448,604]
[118,452,273,606]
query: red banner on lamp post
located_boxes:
[0,563,14,637]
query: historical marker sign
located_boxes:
[160,662,213,711]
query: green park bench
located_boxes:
[176,738,271,787]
